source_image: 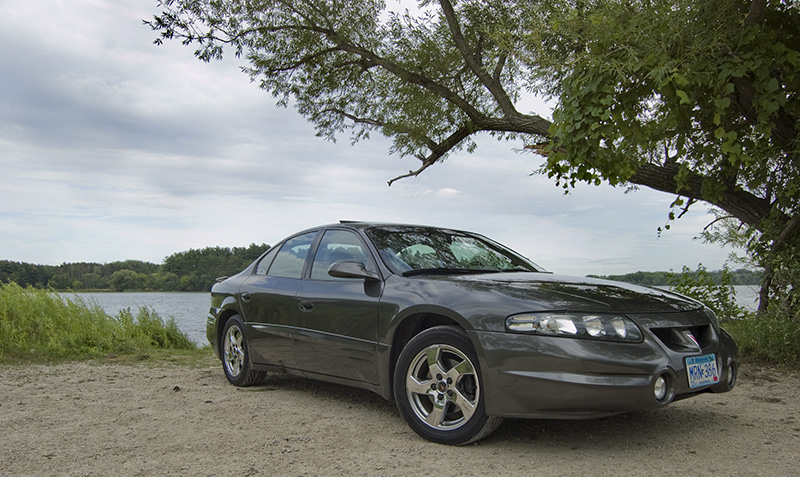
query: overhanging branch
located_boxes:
[438,0,520,119]
[388,125,474,185]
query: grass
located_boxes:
[724,312,800,368]
[0,282,204,363]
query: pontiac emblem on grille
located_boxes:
[682,330,700,349]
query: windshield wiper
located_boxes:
[401,268,501,277]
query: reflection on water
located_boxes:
[72,286,761,345]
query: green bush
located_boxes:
[0,283,195,361]
[724,312,800,367]
[668,264,800,367]
[668,264,750,321]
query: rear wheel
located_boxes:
[221,315,266,387]
[394,326,502,445]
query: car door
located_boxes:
[293,229,382,384]
[239,231,318,369]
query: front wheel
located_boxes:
[221,315,266,387]
[393,326,502,445]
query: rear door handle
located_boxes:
[299,300,314,312]
[240,292,251,302]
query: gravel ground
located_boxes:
[1,358,798,476]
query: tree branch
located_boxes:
[323,108,440,150]
[438,0,520,119]
[388,125,474,185]
[744,0,767,25]
[630,163,773,229]
[322,108,386,128]
[677,198,696,220]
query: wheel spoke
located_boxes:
[406,374,434,396]
[425,346,444,377]
[449,388,477,421]
[425,400,447,427]
[229,331,241,349]
[229,357,241,375]
[449,357,475,379]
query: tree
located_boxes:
[102,260,160,277]
[47,273,74,290]
[524,0,799,314]
[147,0,799,313]
[109,270,148,292]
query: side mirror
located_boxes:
[328,261,380,281]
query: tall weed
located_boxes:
[724,311,800,367]
[0,283,195,361]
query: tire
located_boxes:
[393,326,502,445]
[221,315,267,387]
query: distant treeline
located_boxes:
[2,249,762,292]
[588,268,763,286]
[0,243,270,292]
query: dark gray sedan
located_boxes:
[207,222,738,445]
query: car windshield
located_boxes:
[366,226,545,275]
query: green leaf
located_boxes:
[714,97,730,109]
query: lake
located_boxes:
[74,292,210,345]
[74,285,761,346]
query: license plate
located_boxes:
[686,353,719,389]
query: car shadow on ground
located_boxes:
[488,403,735,449]
[233,370,735,447]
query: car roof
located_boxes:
[327,221,474,234]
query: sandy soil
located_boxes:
[1,357,798,477]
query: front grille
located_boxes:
[649,325,716,352]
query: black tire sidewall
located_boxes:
[393,326,490,445]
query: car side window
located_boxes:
[310,230,375,281]
[266,232,317,279]
[254,246,280,275]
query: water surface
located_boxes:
[74,285,761,346]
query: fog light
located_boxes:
[727,362,737,387]
[654,375,668,401]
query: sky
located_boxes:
[0,0,737,277]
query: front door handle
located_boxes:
[299,300,314,312]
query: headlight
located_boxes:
[506,312,643,342]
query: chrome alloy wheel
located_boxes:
[405,344,480,431]
[223,323,245,378]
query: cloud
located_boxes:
[0,0,736,277]
[436,188,461,197]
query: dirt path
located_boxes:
[1,358,797,476]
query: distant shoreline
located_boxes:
[588,268,762,287]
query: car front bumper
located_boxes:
[470,315,738,419]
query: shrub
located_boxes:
[668,264,800,367]
[724,311,800,367]
[668,264,750,321]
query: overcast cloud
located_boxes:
[0,0,735,276]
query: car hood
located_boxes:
[443,272,701,313]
